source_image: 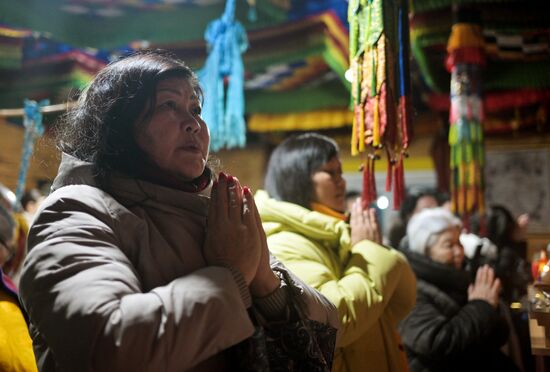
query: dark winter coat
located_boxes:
[399,250,520,372]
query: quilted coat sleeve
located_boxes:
[399,294,507,361]
[19,191,255,372]
[267,231,416,347]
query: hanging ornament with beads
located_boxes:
[446,17,486,224]
[348,0,413,210]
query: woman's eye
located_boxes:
[192,106,202,116]
[160,101,177,110]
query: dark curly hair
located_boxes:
[57,49,203,180]
[264,133,339,209]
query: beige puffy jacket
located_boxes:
[20,154,338,372]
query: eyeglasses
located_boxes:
[0,237,14,263]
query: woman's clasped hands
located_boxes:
[349,198,382,246]
[204,172,280,298]
[468,264,501,308]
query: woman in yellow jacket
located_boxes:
[256,133,416,372]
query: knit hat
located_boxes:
[407,207,462,255]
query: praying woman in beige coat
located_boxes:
[19,50,338,372]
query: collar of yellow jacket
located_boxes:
[310,202,347,221]
[255,190,351,262]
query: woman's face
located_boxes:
[134,77,210,181]
[0,236,14,268]
[428,227,464,269]
[311,156,347,212]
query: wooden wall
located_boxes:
[0,118,60,193]
[0,116,268,195]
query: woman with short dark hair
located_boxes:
[19,50,338,371]
[256,133,416,372]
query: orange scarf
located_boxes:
[310,202,347,221]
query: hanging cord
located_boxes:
[13,99,49,210]
[0,101,74,118]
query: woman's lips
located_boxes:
[179,144,201,153]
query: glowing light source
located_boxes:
[344,68,353,83]
[376,196,389,210]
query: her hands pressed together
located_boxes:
[349,198,382,246]
[468,264,501,308]
[203,172,262,286]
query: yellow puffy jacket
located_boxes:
[256,190,416,372]
[0,272,37,372]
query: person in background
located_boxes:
[256,133,416,372]
[0,202,37,372]
[0,184,27,287]
[466,205,533,372]
[4,188,44,286]
[35,179,52,198]
[20,189,44,227]
[472,206,531,303]
[19,50,338,371]
[387,188,439,249]
[399,207,520,372]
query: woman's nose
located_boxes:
[453,244,464,256]
[337,176,346,188]
[182,114,200,133]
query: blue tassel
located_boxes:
[14,99,49,210]
[198,0,248,152]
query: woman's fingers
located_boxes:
[228,176,243,221]
[369,208,382,244]
[245,188,265,241]
[492,277,502,294]
[242,186,256,228]
[475,264,485,285]
[350,200,358,220]
[486,266,495,284]
[208,179,219,223]
[216,172,230,219]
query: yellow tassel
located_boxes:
[459,163,466,215]
[359,105,365,152]
[478,189,485,214]
[351,108,358,156]
[457,188,464,215]
[447,24,484,52]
